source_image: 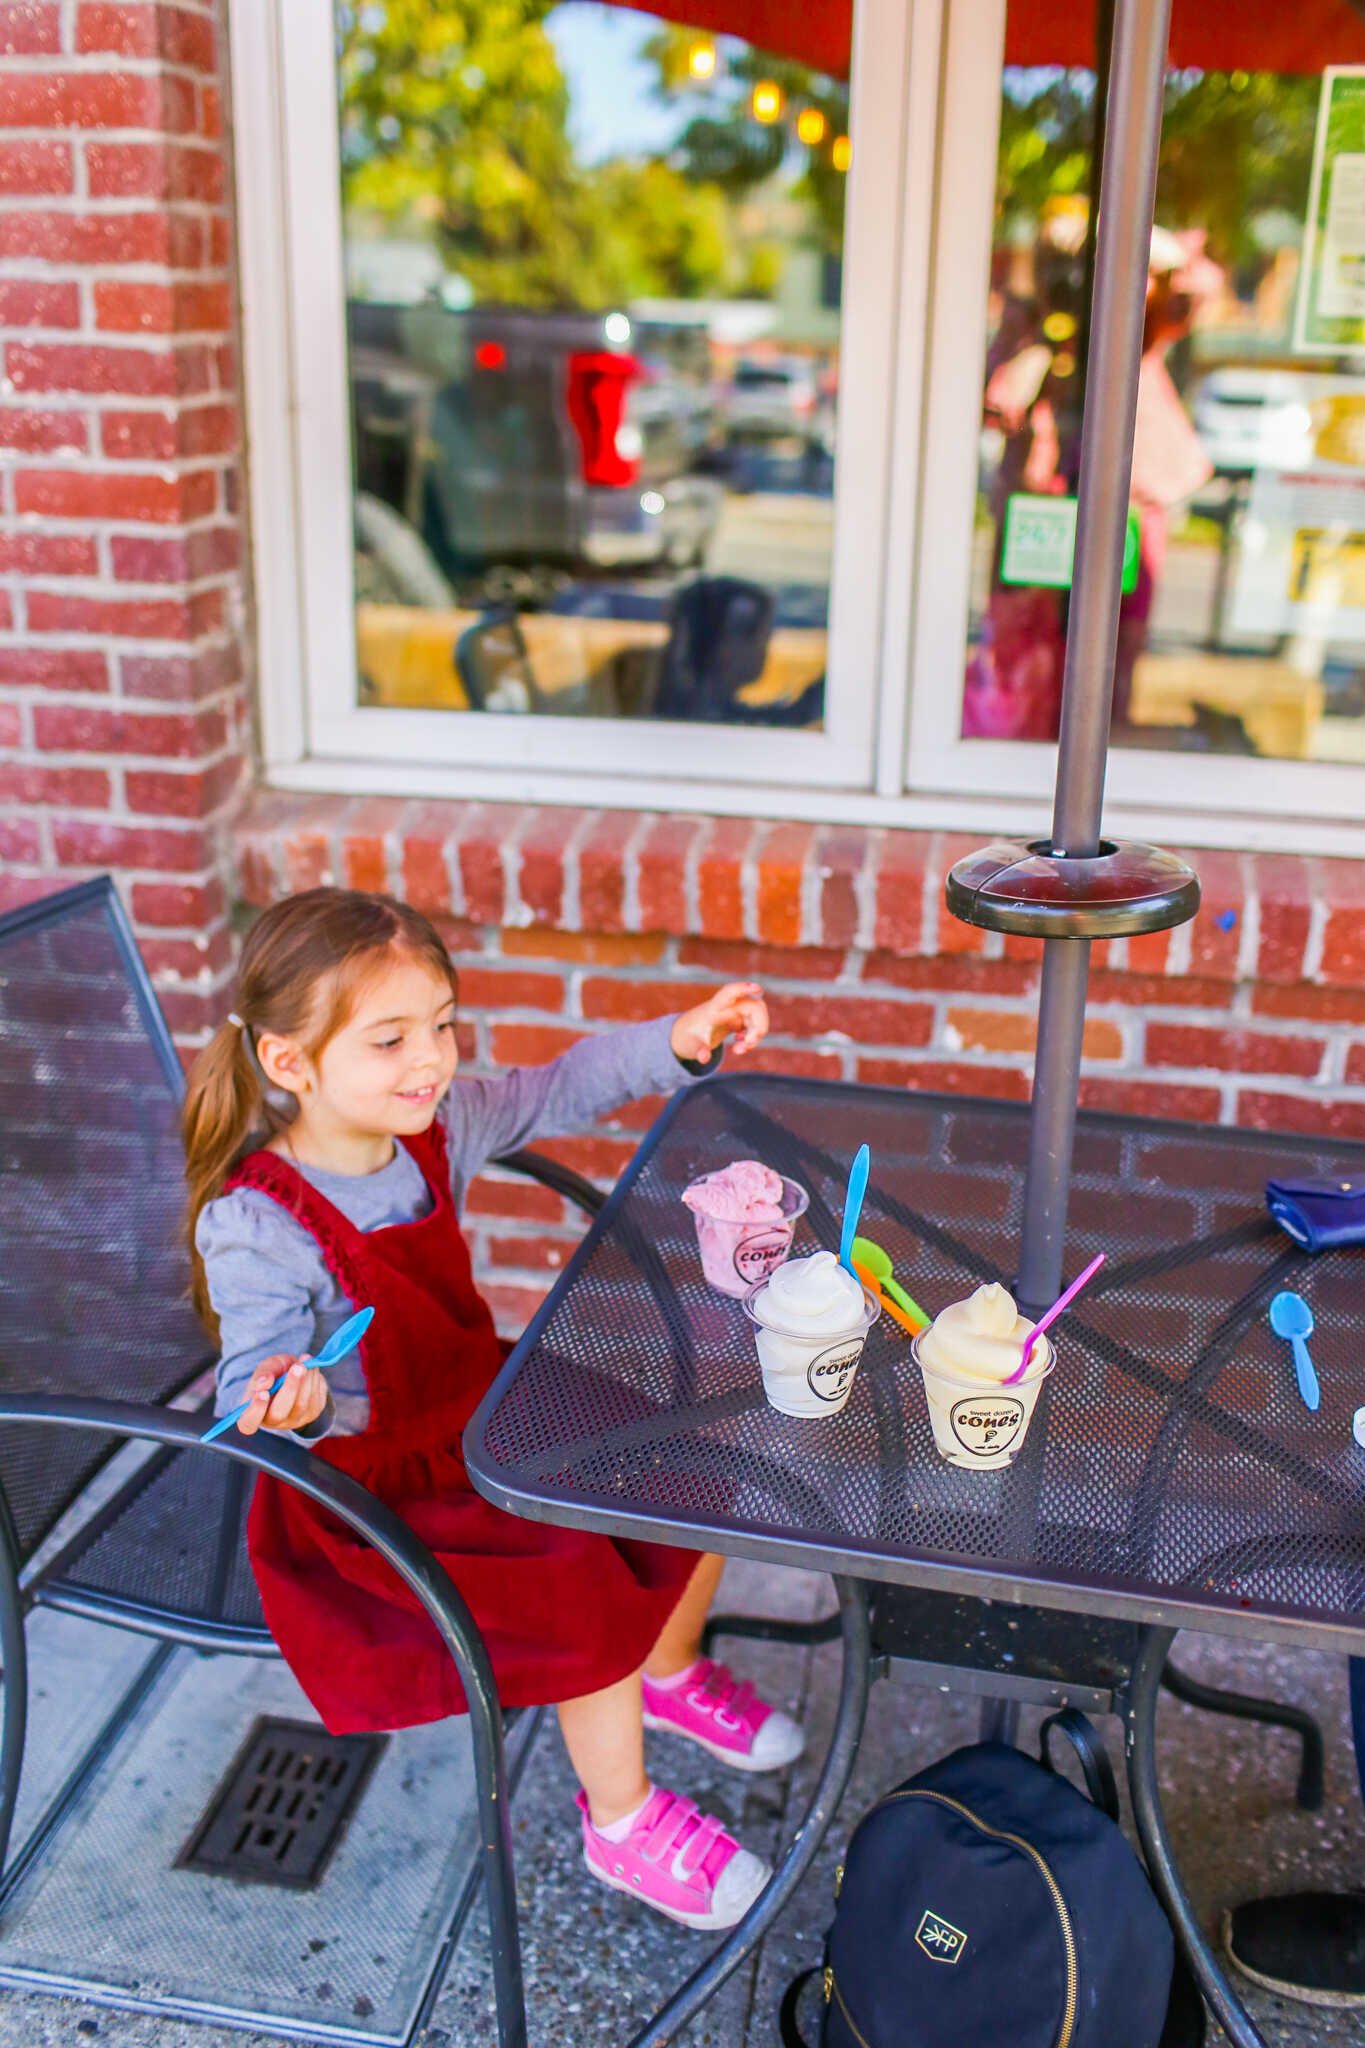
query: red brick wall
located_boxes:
[0,0,249,1038]
[234,795,1365,1332]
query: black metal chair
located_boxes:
[0,875,605,2048]
[456,604,619,718]
[644,574,825,728]
[651,575,773,723]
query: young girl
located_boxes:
[184,886,803,1932]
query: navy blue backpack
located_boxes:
[781,1714,1198,2048]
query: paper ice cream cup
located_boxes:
[744,1273,880,1417]
[684,1172,809,1298]
[911,1329,1054,1469]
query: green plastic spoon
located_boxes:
[851,1236,930,1329]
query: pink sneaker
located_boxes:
[642,1658,805,1773]
[577,1787,770,1930]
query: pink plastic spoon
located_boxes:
[1005,1252,1105,1385]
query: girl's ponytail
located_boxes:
[183,1017,264,1330]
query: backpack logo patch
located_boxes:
[915,1909,968,1964]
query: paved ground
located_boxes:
[1,1558,1361,2047]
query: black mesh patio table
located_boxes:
[466,1074,1365,2048]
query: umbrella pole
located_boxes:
[1015,0,1174,1311]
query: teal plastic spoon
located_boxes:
[1269,1291,1320,1413]
[839,1145,870,1278]
[201,1305,375,1443]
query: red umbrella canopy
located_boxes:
[606,0,1365,78]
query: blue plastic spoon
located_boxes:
[1269,1291,1320,1413]
[201,1305,375,1443]
[839,1144,870,1279]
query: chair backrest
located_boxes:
[652,575,775,723]
[455,605,537,713]
[0,877,213,1565]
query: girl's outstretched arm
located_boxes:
[443,982,769,1202]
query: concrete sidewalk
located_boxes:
[1,1557,1360,2047]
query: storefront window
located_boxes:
[336,2,851,732]
[966,16,1365,768]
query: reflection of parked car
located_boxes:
[350,301,724,579]
[723,357,819,441]
[1192,368,1315,477]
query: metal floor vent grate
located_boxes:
[177,1716,386,1890]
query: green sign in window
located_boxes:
[1295,67,1365,355]
[999,493,1141,595]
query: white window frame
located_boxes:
[231,0,922,799]
[904,0,1365,854]
[231,0,1365,854]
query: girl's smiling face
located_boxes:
[315,953,460,1137]
[255,949,459,1165]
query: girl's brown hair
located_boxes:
[183,887,458,1330]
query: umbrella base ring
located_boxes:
[946,837,1201,941]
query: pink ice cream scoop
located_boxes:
[684,1159,786,1224]
[683,1160,808,1297]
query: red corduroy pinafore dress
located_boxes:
[230,1120,695,1735]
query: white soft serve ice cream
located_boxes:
[751,1249,866,1336]
[746,1250,877,1417]
[913,1282,1054,1470]
[917,1281,1036,1385]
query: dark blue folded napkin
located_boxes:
[1266,1175,1365,1253]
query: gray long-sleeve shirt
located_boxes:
[199,1016,710,1438]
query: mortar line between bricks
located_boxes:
[2,210,228,225]
[3,471,240,495]
[0,58,220,85]
[445,812,469,919]
[1166,914,1193,977]
[561,806,591,930]
[803,824,825,947]
[499,805,531,926]
[0,406,237,425]
[1235,852,1260,982]
[1302,858,1327,980]
[620,807,650,931]
[682,818,703,934]
[7,570,245,598]
[928,991,1344,1040]
[919,829,942,953]
[739,824,760,943]
[15,740,243,764]
[853,826,878,951]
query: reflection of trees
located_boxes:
[648,31,850,260]
[338,0,731,308]
[337,3,847,311]
[997,67,1319,275]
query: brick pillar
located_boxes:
[0,0,251,1044]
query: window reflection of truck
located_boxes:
[349,301,724,580]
